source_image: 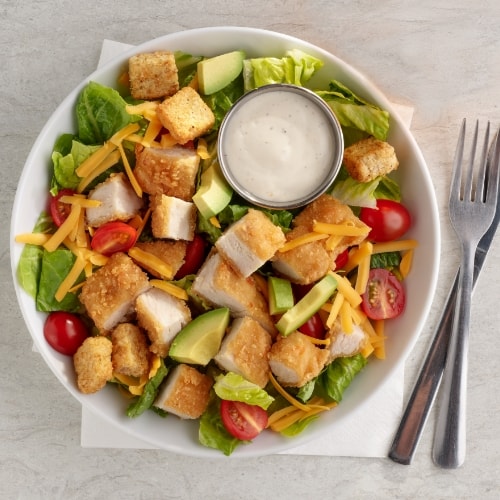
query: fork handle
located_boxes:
[432,243,475,468]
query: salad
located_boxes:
[15,47,416,456]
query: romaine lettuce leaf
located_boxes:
[16,212,56,299]
[213,372,275,410]
[76,81,141,145]
[319,354,367,403]
[243,49,324,91]
[174,51,203,88]
[316,80,390,141]
[36,248,84,312]
[199,393,242,456]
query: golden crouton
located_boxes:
[268,331,329,387]
[128,51,179,100]
[214,316,272,388]
[134,145,200,201]
[150,194,197,241]
[111,323,150,378]
[343,136,399,182]
[134,240,187,279]
[154,364,213,419]
[80,253,150,333]
[157,86,215,144]
[74,336,113,394]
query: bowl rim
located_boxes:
[10,26,441,458]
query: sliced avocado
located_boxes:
[275,274,337,336]
[169,307,230,365]
[197,50,245,95]
[192,161,233,219]
[268,276,294,315]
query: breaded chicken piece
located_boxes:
[154,364,213,419]
[268,331,329,387]
[150,194,196,241]
[86,173,144,228]
[191,252,276,336]
[135,287,191,358]
[74,336,113,394]
[157,86,215,144]
[326,320,369,363]
[343,136,399,182]
[111,323,150,378]
[80,253,150,333]
[134,240,187,279]
[134,145,200,201]
[272,195,369,284]
[214,316,272,388]
[128,51,179,100]
[215,209,286,278]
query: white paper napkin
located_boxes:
[77,40,414,457]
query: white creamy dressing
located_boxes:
[220,89,337,204]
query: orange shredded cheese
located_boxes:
[278,232,329,253]
[55,254,86,302]
[141,116,164,148]
[400,249,414,278]
[326,291,344,328]
[43,204,82,252]
[75,142,116,178]
[209,216,221,228]
[128,246,173,280]
[268,372,311,412]
[354,241,373,294]
[59,195,102,208]
[160,133,178,148]
[125,101,160,116]
[330,272,362,308]
[109,122,141,147]
[15,233,52,245]
[150,279,189,301]
[117,143,142,198]
[196,138,211,160]
[77,149,121,193]
[371,239,418,254]
[339,300,353,334]
[313,221,370,237]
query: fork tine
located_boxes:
[484,127,500,205]
[474,121,490,202]
[450,119,466,203]
[463,120,479,202]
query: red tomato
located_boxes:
[175,235,207,279]
[359,199,411,242]
[44,311,89,356]
[361,268,406,320]
[220,400,268,441]
[91,221,138,256]
[334,248,349,270]
[49,188,75,227]
[298,312,325,339]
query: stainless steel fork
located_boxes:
[432,119,500,468]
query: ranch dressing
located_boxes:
[218,85,343,208]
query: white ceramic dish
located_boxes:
[10,27,440,457]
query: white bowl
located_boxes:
[10,27,440,457]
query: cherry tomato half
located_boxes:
[298,312,325,340]
[44,311,89,356]
[175,234,207,279]
[334,248,349,270]
[91,221,138,256]
[359,199,411,242]
[361,268,406,320]
[49,188,75,227]
[220,400,268,441]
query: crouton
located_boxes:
[157,86,215,144]
[343,136,399,182]
[135,287,191,358]
[215,209,286,278]
[326,320,369,363]
[80,253,150,333]
[74,336,113,394]
[128,51,179,100]
[191,252,276,336]
[154,364,213,419]
[214,316,272,388]
[111,323,150,378]
[134,145,200,201]
[86,172,144,228]
[150,194,196,241]
[134,240,187,279]
[272,195,369,284]
[268,331,329,387]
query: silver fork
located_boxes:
[432,119,500,468]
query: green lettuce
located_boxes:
[213,372,275,410]
[319,354,367,403]
[76,81,141,144]
[199,393,242,456]
[243,49,324,91]
[316,80,390,141]
[202,77,244,131]
[36,248,84,312]
[174,51,203,88]
[16,212,56,299]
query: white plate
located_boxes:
[10,27,440,457]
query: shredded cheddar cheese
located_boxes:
[278,232,329,253]
[77,149,121,193]
[55,254,86,302]
[43,204,82,252]
[371,239,418,254]
[150,279,189,301]
[313,221,370,237]
[329,272,362,308]
[15,233,52,245]
[128,246,173,280]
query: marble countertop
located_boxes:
[1,1,499,498]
